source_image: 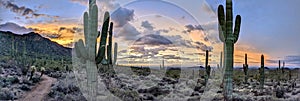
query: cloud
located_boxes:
[284,55,300,66]
[0,22,33,35]
[111,7,134,27]
[115,24,140,40]
[194,41,213,52]
[183,24,204,33]
[0,1,57,19]
[133,34,172,46]
[141,21,154,30]
[164,55,190,60]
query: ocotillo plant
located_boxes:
[243,54,248,83]
[113,42,118,65]
[74,0,114,100]
[218,0,242,99]
[259,55,265,89]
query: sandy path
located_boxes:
[20,72,57,101]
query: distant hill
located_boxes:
[0,31,71,69]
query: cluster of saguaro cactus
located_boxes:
[218,0,242,99]
[75,7,117,66]
[243,54,248,83]
[259,55,265,89]
[74,0,117,100]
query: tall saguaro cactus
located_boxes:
[113,42,118,65]
[259,55,265,89]
[74,0,115,100]
[205,50,211,77]
[243,54,248,83]
[218,0,242,99]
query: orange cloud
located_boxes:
[26,23,82,47]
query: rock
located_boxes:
[20,84,31,91]
[0,88,15,100]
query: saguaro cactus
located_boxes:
[205,50,211,77]
[218,0,242,99]
[259,55,265,89]
[113,42,118,65]
[278,60,281,70]
[243,54,248,83]
[74,0,114,100]
[282,61,285,73]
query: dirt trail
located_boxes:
[20,73,57,101]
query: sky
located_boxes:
[0,0,299,68]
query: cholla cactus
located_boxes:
[218,0,242,99]
[243,54,248,83]
[259,55,265,89]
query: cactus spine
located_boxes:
[218,0,242,99]
[243,54,248,83]
[259,55,265,89]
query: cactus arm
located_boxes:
[218,5,226,42]
[233,15,241,43]
[84,12,89,45]
[75,39,87,59]
[96,12,110,63]
[108,22,113,64]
